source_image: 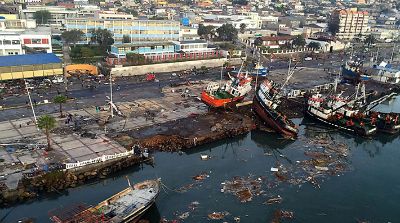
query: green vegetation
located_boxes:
[364,34,376,47]
[123,35,130,43]
[292,35,306,48]
[126,53,149,66]
[37,115,56,151]
[33,10,51,25]
[197,24,215,40]
[90,29,115,50]
[216,24,238,41]
[308,41,321,50]
[53,95,67,118]
[239,23,246,34]
[254,37,263,46]
[61,30,84,46]
[70,45,106,63]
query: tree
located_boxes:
[90,29,115,49]
[37,115,56,151]
[216,24,238,41]
[239,23,246,34]
[364,34,376,47]
[198,24,215,40]
[232,0,248,5]
[33,10,51,25]
[61,29,84,46]
[308,41,321,50]
[292,35,306,48]
[254,37,263,46]
[53,95,67,118]
[126,53,147,65]
[328,15,340,36]
[80,47,94,63]
[123,35,130,43]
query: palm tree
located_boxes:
[37,115,56,151]
[53,95,67,117]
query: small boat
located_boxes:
[342,60,369,84]
[306,93,376,136]
[201,72,252,108]
[253,79,298,137]
[49,179,160,223]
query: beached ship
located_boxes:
[253,79,298,137]
[306,93,376,136]
[342,60,369,83]
[201,72,252,108]
[49,179,160,223]
[369,112,400,134]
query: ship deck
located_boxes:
[97,182,158,221]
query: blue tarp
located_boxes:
[0,53,62,67]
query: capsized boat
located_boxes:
[306,93,376,136]
[49,179,160,223]
[253,79,298,137]
[201,72,252,108]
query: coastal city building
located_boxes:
[65,18,180,43]
[330,8,370,40]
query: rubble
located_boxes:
[221,176,264,203]
[208,211,230,220]
[265,196,283,205]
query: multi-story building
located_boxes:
[0,19,37,31]
[19,6,78,27]
[65,18,180,43]
[330,9,369,40]
[0,27,52,56]
[94,11,135,20]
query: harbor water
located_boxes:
[1,97,400,222]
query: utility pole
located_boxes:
[24,79,38,128]
[390,43,396,63]
[109,73,114,118]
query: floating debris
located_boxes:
[271,209,294,223]
[265,195,283,205]
[192,173,209,181]
[208,211,230,220]
[221,176,263,203]
[178,212,190,220]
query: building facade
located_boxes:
[331,9,369,40]
[20,6,79,27]
[0,27,52,56]
[65,18,180,43]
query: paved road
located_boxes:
[0,71,220,121]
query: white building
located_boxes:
[331,9,369,40]
[94,11,135,20]
[19,6,79,27]
[0,27,52,56]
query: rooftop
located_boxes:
[0,53,62,67]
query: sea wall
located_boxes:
[111,58,242,76]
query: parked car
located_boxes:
[304,57,312,61]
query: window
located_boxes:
[32,39,41,44]
[150,46,155,50]
[12,40,20,45]
[8,52,14,55]
[42,39,49,44]
[3,40,11,45]
[24,39,32,44]
[15,52,18,55]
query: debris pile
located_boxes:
[208,211,230,220]
[221,176,264,203]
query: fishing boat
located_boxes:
[201,71,252,108]
[306,93,377,136]
[49,179,160,223]
[369,111,400,134]
[342,60,369,83]
[253,79,298,137]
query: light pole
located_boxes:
[109,72,114,118]
[24,79,38,128]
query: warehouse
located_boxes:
[0,53,62,81]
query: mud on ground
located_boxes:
[112,108,256,152]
